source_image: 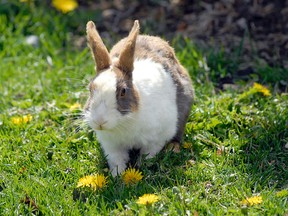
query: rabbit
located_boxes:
[84,20,194,176]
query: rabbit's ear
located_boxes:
[117,20,140,78]
[86,21,111,72]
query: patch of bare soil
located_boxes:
[80,0,287,69]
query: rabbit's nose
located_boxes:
[94,119,108,130]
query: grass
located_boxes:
[0,1,288,215]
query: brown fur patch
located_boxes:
[83,80,95,111]
[88,80,96,93]
[113,66,139,114]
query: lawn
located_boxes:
[0,1,287,215]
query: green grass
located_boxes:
[1,1,288,215]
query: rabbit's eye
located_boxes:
[120,88,126,97]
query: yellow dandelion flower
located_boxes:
[136,194,160,205]
[122,168,143,185]
[90,173,107,190]
[52,0,78,13]
[240,195,263,206]
[253,82,271,96]
[69,103,81,111]
[77,175,94,188]
[276,189,288,198]
[77,173,107,190]
[11,117,22,125]
[11,114,32,125]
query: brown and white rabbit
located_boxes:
[84,20,194,176]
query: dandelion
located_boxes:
[276,189,288,198]
[11,114,32,125]
[136,194,160,205]
[122,168,143,185]
[240,195,263,206]
[77,175,94,188]
[69,103,81,111]
[238,82,271,101]
[77,174,107,190]
[52,0,78,13]
[253,82,271,96]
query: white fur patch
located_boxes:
[94,59,178,174]
[86,70,122,131]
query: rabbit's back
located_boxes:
[111,35,177,65]
[111,35,193,95]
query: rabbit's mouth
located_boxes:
[96,125,104,131]
[92,119,108,131]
